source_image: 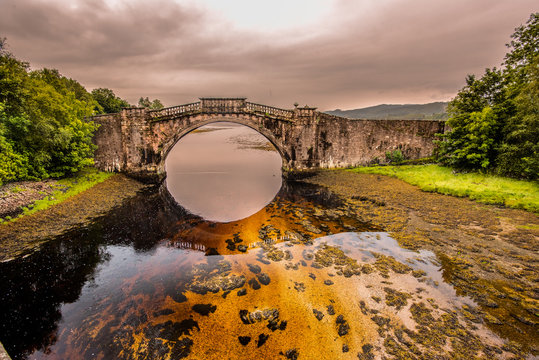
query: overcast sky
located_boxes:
[0,0,536,110]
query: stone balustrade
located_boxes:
[246,102,294,119]
[148,102,201,119]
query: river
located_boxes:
[0,123,533,359]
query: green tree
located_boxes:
[138,96,164,110]
[0,103,28,184]
[496,55,539,179]
[91,88,131,114]
[0,39,99,183]
[437,12,538,178]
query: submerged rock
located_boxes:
[336,315,350,336]
[238,336,251,346]
[188,273,246,295]
[257,273,271,285]
[239,308,280,325]
[256,333,269,347]
[248,278,261,290]
[191,304,217,316]
[313,309,324,321]
[237,288,247,296]
[247,263,261,274]
[327,305,335,315]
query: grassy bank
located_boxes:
[0,168,114,224]
[350,165,539,212]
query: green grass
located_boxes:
[349,164,539,213]
[0,167,114,224]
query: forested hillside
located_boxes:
[326,102,448,120]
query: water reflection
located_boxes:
[0,181,513,359]
[165,122,282,222]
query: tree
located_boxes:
[496,54,539,178]
[437,12,538,178]
[0,39,99,183]
[138,96,164,110]
[91,88,131,114]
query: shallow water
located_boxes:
[165,123,282,222]
[0,124,523,359]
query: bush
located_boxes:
[385,150,404,164]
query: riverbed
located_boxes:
[0,123,537,359]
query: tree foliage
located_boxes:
[91,88,131,114]
[138,96,164,110]
[437,13,539,179]
[0,39,99,184]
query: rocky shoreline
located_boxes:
[0,180,62,219]
[0,175,147,261]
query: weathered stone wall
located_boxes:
[91,102,445,183]
[284,114,444,169]
[92,113,122,172]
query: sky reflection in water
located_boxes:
[0,123,517,359]
[165,122,282,222]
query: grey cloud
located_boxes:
[0,0,537,109]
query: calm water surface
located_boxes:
[0,124,518,359]
[165,123,282,222]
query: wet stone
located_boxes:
[226,240,236,251]
[285,262,299,270]
[191,304,217,316]
[371,315,390,327]
[172,292,188,303]
[313,309,324,321]
[240,308,280,325]
[256,257,271,265]
[257,273,271,285]
[247,263,261,274]
[283,348,299,359]
[327,305,335,315]
[238,336,251,346]
[188,274,246,295]
[336,315,350,336]
[248,278,261,290]
[358,344,375,360]
[153,308,175,317]
[256,333,269,347]
[237,245,248,252]
[237,288,247,296]
[293,282,305,292]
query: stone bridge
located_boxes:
[91,98,445,182]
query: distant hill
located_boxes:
[326,102,448,120]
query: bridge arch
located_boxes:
[152,114,293,178]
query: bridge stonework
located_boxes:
[91,98,445,183]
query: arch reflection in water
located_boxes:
[165,122,282,222]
